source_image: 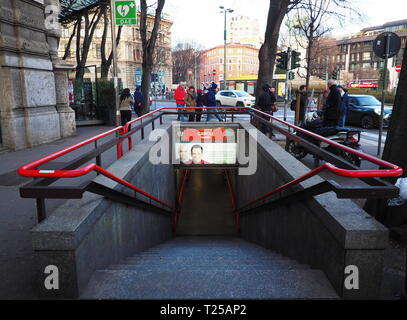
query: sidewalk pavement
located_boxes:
[0,125,117,299]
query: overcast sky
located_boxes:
[165,0,407,49]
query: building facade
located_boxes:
[199,43,259,92]
[312,20,407,88]
[59,13,173,91]
[228,15,263,49]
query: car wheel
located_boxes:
[361,115,374,129]
[216,101,222,107]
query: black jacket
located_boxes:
[258,85,276,112]
[325,85,341,120]
[205,87,217,107]
[197,92,204,107]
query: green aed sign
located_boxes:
[114,0,137,25]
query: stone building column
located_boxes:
[45,0,76,138]
[0,0,75,150]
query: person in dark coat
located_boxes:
[323,79,341,127]
[258,84,276,136]
[338,85,349,127]
[133,86,143,117]
[299,85,308,124]
[205,82,224,122]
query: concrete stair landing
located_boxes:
[81,236,338,299]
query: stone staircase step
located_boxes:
[81,269,338,299]
[107,263,310,271]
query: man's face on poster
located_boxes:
[179,145,189,163]
[191,146,203,164]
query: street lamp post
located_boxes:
[220,6,233,90]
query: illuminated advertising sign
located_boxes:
[174,125,238,165]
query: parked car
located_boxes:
[346,94,392,129]
[215,90,256,109]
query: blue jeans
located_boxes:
[339,111,346,127]
[206,107,224,122]
[177,104,186,121]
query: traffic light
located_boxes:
[290,50,301,70]
[276,51,288,70]
[288,71,295,80]
[322,72,328,80]
[331,68,340,80]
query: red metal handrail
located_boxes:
[17,125,173,210]
[173,169,189,231]
[248,107,402,178]
[17,106,403,215]
[224,170,240,232]
[236,107,403,211]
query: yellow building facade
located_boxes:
[199,44,259,92]
[59,13,173,90]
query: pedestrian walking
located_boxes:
[338,85,349,127]
[133,86,143,117]
[323,79,341,127]
[174,83,187,121]
[119,88,135,126]
[184,86,198,122]
[205,82,224,122]
[258,84,277,137]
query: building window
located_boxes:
[362,52,371,60]
[96,44,101,58]
[362,63,371,69]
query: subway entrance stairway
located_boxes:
[18,108,403,299]
[81,170,338,299]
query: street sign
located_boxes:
[373,32,401,59]
[187,69,193,76]
[395,65,402,72]
[114,0,137,25]
[212,69,217,76]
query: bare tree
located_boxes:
[256,0,302,103]
[256,0,359,102]
[172,41,203,86]
[59,0,105,80]
[290,0,332,89]
[307,37,340,79]
[139,0,166,114]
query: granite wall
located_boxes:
[236,122,389,299]
[0,0,75,150]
